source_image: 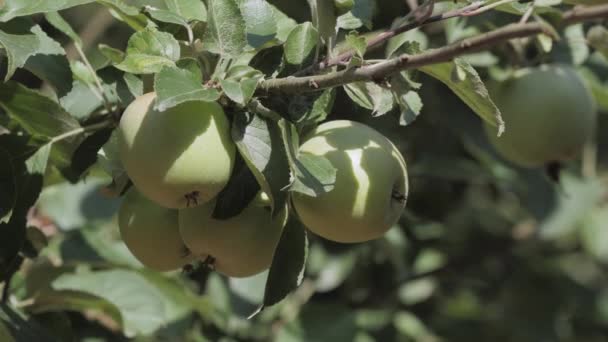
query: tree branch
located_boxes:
[260,22,553,93]
[562,3,608,24]
[296,0,486,75]
[260,3,608,94]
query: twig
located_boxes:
[404,0,435,23]
[296,0,486,75]
[248,99,283,121]
[260,3,608,94]
[49,120,113,145]
[562,3,608,25]
[406,0,419,11]
[461,0,519,17]
[74,43,113,113]
[64,9,114,60]
[13,119,115,163]
[61,9,115,112]
[261,22,554,93]
[519,4,535,23]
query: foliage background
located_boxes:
[1,0,608,341]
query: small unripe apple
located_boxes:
[334,0,354,14]
[118,189,194,272]
[178,192,287,278]
[485,64,596,168]
[292,120,408,243]
[117,93,236,208]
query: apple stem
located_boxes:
[202,255,216,270]
[181,246,192,258]
[184,191,201,207]
[545,161,563,184]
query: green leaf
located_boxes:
[398,90,423,126]
[220,65,263,105]
[540,175,604,240]
[344,82,394,116]
[0,0,94,22]
[535,0,562,6]
[309,0,336,46]
[292,89,336,127]
[154,66,220,111]
[37,178,120,231]
[231,112,291,215]
[24,54,73,98]
[70,60,96,85]
[27,287,121,321]
[394,311,436,340]
[345,31,367,58]
[25,143,52,176]
[44,12,81,45]
[202,0,247,57]
[251,215,307,317]
[284,22,319,65]
[564,24,589,65]
[59,81,103,120]
[137,270,198,322]
[98,44,125,64]
[420,58,504,134]
[0,25,64,81]
[309,246,357,292]
[229,271,268,305]
[0,135,45,280]
[0,82,82,169]
[163,0,207,22]
[581,206,608,263]
[239,0,277,49]
[176,57,202,75]
[145,9,185,27]
[212,154,261,219]
[578,66,608,112]
[276,303,358,341]
[123,72,143,98]
[290,152,337,196]
[115,28,180,74]
[96,0,150,30]
[271,3,298,42]
[389,72,422,126]
[98,67,132,107]
[70,127,114,179]
[276,116,335,197]
[52,270,167,337]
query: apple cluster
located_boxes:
[116,93,410,277]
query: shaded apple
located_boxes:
[292,120,408,243]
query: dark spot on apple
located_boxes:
[185,191,200,207]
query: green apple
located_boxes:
[178,192,287,278]
[292,120,408,243]
[334,0,354,14]
[118,189,194,272]
[485,64,596,168]
[117,92,236,208]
